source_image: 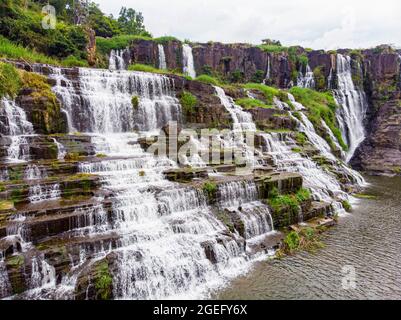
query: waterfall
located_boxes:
[263,56,271,84]
[182,44,196,78]
[28,184,61,203]
[297,64,315,88]
[0,255,12,299]
[24,164,47,180]
[109,48,130,71]
[0,98,34,162]
[52,138,66,160]
[158,44,167,70]
[333,54,368,162]
[50,68,182,133]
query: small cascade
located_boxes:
[321,119,346,160]
[49,68,182,133]
[297,64,315,88]
[0,98,34,162]
[0,254,12,299]
[217,181,274,241]
[0,168,9,181]
[24,164,47,180]
[214,86,256,167]
[52,138,67,160]
[182,44,196,78]
[333,54,368,161]
[28,184,61,203]
[29,256,57,291]
[158,44,167,70]
[109,48,130,71]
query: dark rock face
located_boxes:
[351,100,401,175]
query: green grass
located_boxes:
[258,44,288,53]
[128,63,165,73]
[235,98,273,109]
[195,75,221,86]
[354,194,377,200]
[289,87,348,151]
[203,182,218,200]
[243,83,283,104]
[342,200,352,212]
[0,62,22,98]
[62,55,89,68]
[154,36,180,44]
[96,35,152,55]
[0,36,59,65]
[0,200,14,211]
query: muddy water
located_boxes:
[218,176,401,300]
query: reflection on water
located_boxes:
[217,176,401,300]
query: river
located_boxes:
[217,176,401,300]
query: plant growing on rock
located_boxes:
[131,95,140,110]
[179,91,197,114]
[202,182,218,201]
[0,62,22,98]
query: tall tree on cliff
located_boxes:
[118,7,151,37]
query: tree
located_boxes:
[262,39,282,46]
[117,7,150,36]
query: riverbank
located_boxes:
[217,176,401,300]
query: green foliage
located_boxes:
[235,98,272,110]
[230,69,244,83]
[154,36,180,44]
[0,36,59,64]
[62,55,88,67]
[0,200,14,211]
[342,200,352,212]
[117,7,150,37]
[195,75,221,86]
[128,63,163,73]
[0,62,22,98]
[312,66,326,91]
[289,87,348,151]
[251,70,265,83]
[295,188,311,202]
[179,91,197,114]
[284,231,301,252]
[295,132,307,146]
[203,182,218,200]
[94,261,113,300]
[243,83,280,104]
[258,44,288,53]
[298,54,309,68]
[131,95,139,110]
[96,35,152,55]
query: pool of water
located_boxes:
[217,176,401,300]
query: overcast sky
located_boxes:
[96,0,401,50]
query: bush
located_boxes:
[154,36,180,44]
[284,231,301,251]
[203,182,218,200]
[131,95,140,110]
[252,70,265,83]
[128,63,163,73]
[0,62,22,98]
[342,200,352,212]
[62,55,89,67]
[179,91,197,114]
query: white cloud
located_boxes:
[95,0,401,49]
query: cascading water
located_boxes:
[263,56,271,84]
[333,54,368,162]
[52,138,66,160]
[297,64,315,88]
[158,44,167,70]
[50,68,182,133]
[0,97,34,162]
[109,48,130,71]
[182,44,196,78]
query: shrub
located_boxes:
[296,188,311,202]
[131,96,140,110]
[312,66,326,91]
[252,70,265,83]
[203,182,218,200]
[284,231,301,252]
[342,200,352,212]
[62,55,89,67]
[154,36,180,44]
[96,35,152,55]
[231,69,244,83]
[179,91,197,114]
[94,262,113,300]
[0,62,22,98]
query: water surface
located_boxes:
[218,176,401,300]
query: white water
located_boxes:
[263,56,271,84]
[0,98,34,162]
[333,54,368,162]
[183,44,196,78]
[297,64,315,88]
[0,255,12,299]
[109,48,130,71]
[28,184,61,203]
[52,138,67,160]
[158,44,167,70]
[50,68,182,133]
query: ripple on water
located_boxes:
[217,176,401,300]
